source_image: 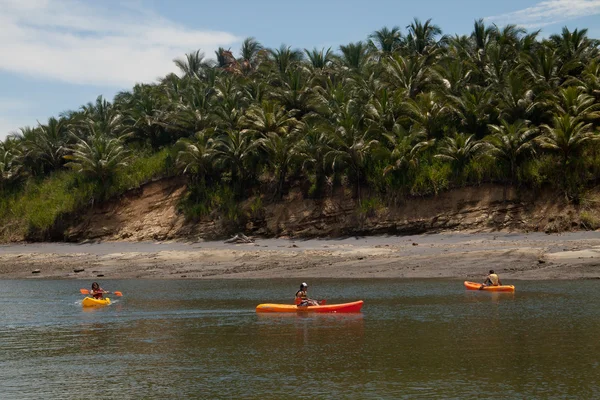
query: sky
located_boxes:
[2,0,600,139]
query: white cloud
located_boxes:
[0,0,240,87]
[486,0,600,29]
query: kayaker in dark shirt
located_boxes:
[91,282,109,299]
[295,282,319,306]
[481,270,502,288]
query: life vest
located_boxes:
[295,290,307,305]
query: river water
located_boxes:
[1,279,599,399]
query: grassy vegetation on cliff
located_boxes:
[0,149,174,240]
[1,19,600,239]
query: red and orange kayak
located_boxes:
[256,300,363,313]
[464,281,515,292]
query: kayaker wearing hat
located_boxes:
[481,270,502,288]
[295,282,319,306]
[90,282,110,299]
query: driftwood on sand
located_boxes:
[224,233,255,244]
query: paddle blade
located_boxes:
[113,291,123,297]
[319,300,326,305]
[80,289,90,295]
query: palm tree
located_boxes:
[64,128,130,192]
[451,88,497,139]
[78,95,125,137]
[304,47,334,70]
[550,27,597,69]
[496,70,539,123]
[269,44,304,74]
[239,37,264,74]
[404,92,454,139]
[435,56,474,97]
[381,125,435,187]
[17,118,70,175]
[382,54,433,98]
[365,87,403,133]
[296,121,332,198]
[257,127,302,199]
[573,60,600,101]
[471,19,498,53]
[553,86,600,122]
[241,101,298,138]
[0,138,24,191]
[338,41,370,72]
[210,76,248,131]
[210,129,259,196]
[215,47,236,70]
[487,119,539,183]
[538,114,599,187]
[324,107,379,200]
[435,133,489,178]
[174,50,213,80]
[523,45,571,92]
[175,129,214,183]
[406,18,442,55]
[270,69,317,118]
[166,81,215,138]
[121,85,171,150]
[369,26,403,55]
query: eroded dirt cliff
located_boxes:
[62,178,600,242]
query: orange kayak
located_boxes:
[256,300,363,313]
[464,281,515,292]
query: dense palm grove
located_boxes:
[2,19,600,236]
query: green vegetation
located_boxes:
[2,19,600,239]
[0,150,172,239]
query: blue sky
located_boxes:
[2,0,600,139]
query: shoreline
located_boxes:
[1,232,599,280]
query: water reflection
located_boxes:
[464,290,516,303]
[256,313,365,346]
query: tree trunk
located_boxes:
[356,168,361,205]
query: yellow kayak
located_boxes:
[82,297,111,307]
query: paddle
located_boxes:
[80,289,122,296]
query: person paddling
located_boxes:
[295,282,319,306]
[480,270,502,289]
[90,282,110,299]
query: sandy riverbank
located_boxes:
[1,232,599,280]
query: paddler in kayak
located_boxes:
[295,282,319,306]
[90,282,110,299]
[480,270,502,289]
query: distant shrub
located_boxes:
[411,162,451,196]
[358,196,383,218]
[580,211,600,230]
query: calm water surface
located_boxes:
[1,279,599,399]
